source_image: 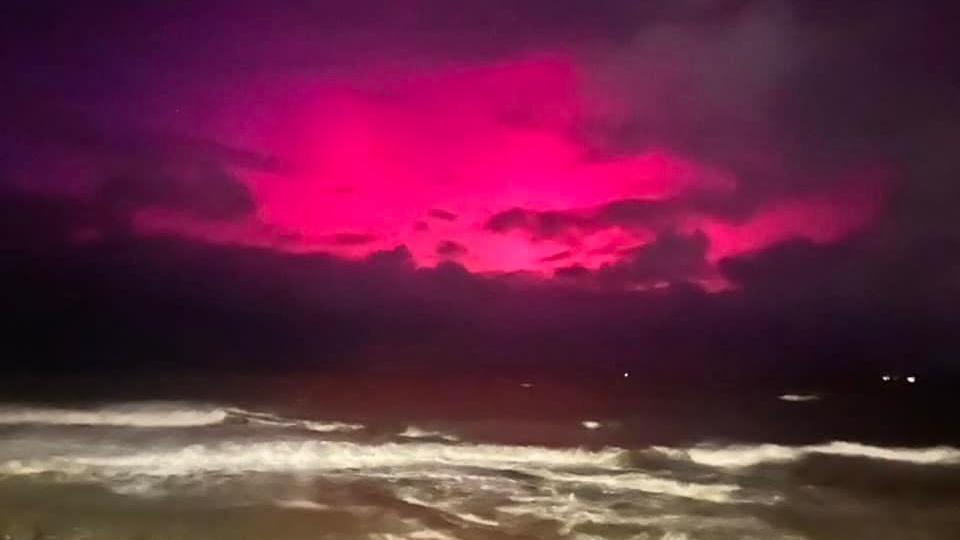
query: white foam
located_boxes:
[778,394,821,402]
[302,420,365,433]
[656,441,960,468]
[408,530,460,540]
[235,415,363,433]
[0,403,229,427]
[664,444,801,468]
[372,532,461,540]
[275,499,332,511]
[810,441,960,464]
[537,471,740,503]
[573,534,702,540]
[532,470,741,503]
[0,403,365,433]
[398,426,460,442]
[500,497,772,537]
[222,407,363,432]
[399,495,500,527]
[0,440,626,478]
[369,465,751,526]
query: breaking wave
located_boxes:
[3,401,957,540]
[3,404,958,540]
[0,440,626,478]
[654,441,960,468]
[528,470,743,503]
[0,403,363,432]
[0,403,230,428]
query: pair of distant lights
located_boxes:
[882,374,916,383]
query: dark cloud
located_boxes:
[95,132,286,219]
[720,235,960,310]
[541,250,573,263]
[554,264,592,280]
[428,208,458,221]
[543,231,711,287]
[0,92,279,222]
[325,233,378,246]
[484,208,530,233]
[483,196,737,244]
[598,231,710,286]
[436,240,468,258]
[0,190,126,252]
[485,207,590,240]
[96,143,263,221]
[365,245,416,271]
[99,162,254,221]
[573,0,959,241]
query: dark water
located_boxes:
[1,374,958,540]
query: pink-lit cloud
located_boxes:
[129,54,889,287]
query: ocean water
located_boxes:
[1,375,958,540]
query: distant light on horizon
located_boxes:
[907,376,916,383]
[623,372,630,378]
[882,375,891,382]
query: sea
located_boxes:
[1,373,958,540]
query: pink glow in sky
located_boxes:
[133,55,888,287]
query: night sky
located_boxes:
[2,1,958,379]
